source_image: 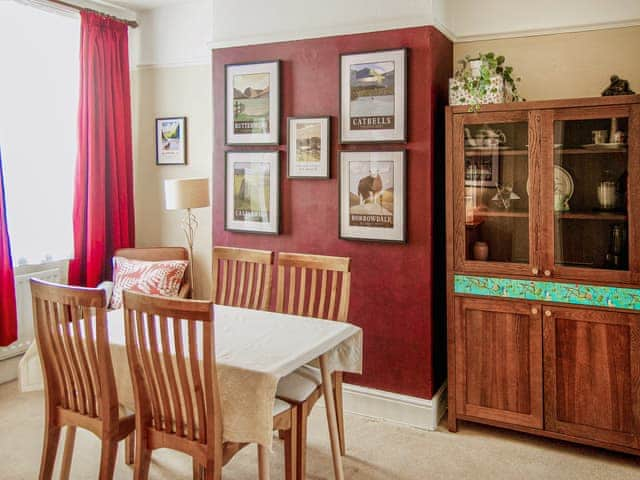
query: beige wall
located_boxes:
[454,26,640,101]
[131,65,212,300]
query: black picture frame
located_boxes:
[287,116,331,179]
[224,151,280,235]
[339,48,408,144]
[155,117,187,165]
[224,60,281,146]
[338,150,407,243]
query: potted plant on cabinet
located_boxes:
[449,52,525,112]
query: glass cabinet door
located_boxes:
[454,112,538,276]
[547,106,637,282]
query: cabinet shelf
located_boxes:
[465,148,527,157]
[464,147,628,158]
[471,209,529,218]
[556,147,627,155]
[555,211,627,221]
[467,210,627,222]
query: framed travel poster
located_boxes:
[340,48,407,144]
[156,117,186,165]
[225,60,280,145]
[225,151,280,234]
[287,116,330,178]
[339,150,406,243]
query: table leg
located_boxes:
[258,444,270,480]
[320,354,345,480]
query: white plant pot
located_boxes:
[449,75,505,107]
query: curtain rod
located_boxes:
[46,0,139,28]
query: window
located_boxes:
[0,1,79,265]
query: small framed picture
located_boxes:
[225,60,280,146]
[287,116,330,179]
[156,117,186,165]
[340,48,407,144]
[464,155,499,186]
[225,151,280,234]
[339,150,406,243]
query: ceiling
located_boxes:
[107,0,184,11]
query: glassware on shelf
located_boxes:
[597,170,618,210]
[605,224,627,269]
[491,183,520,210]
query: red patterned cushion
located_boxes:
[110,256,189,309]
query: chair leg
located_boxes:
[133,432,152,480]
[283,407,297,480]
[203,460,221,480]
[59,426,76,480]
[98,439,118,480]
[39,423,61,480]
[125,433,135,466]
[192,459,202,480]
[296,401,309,480]
[333,372,345,456]
[258,444,270,480]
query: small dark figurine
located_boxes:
[602,75,635,96]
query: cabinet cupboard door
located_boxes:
[539,105,640,284]
[455,297,543,428]
[451,111,542,277]
[543,306,640,448]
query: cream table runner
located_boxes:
[106,304,362,449]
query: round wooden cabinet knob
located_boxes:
[531,308,538,315]
[531,267,539,275]
[544,270,552,277]
[545,310,552,317]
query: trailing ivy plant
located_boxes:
[452,52,524,112]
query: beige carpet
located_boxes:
[1,380,638,479]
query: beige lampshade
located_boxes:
[164,177,210,210]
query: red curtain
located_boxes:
[69,11,135,287]
[0,149,17,346]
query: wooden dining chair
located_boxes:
[30,279,135,480]
[122,290,297,480]
[212,246,274,309]
[274,252,351,480]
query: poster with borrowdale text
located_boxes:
[340,151,406,242]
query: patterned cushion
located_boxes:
[109,256,188,309]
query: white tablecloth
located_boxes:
[29,305,362,449]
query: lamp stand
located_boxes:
[181,207,198,298]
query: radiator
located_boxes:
[0,268,61,361]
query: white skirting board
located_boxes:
[0,355,23,385]
[338,381,448,431]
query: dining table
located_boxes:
[25,303,363,480]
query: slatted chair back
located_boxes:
[212,246,274,310]
[122,291,221,459]
[30,279,118,429]
[275,252,351,322]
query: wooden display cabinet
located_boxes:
[446,95,640,456]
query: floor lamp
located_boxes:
[164,177,210,298]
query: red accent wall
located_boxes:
[212,26,452,399]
